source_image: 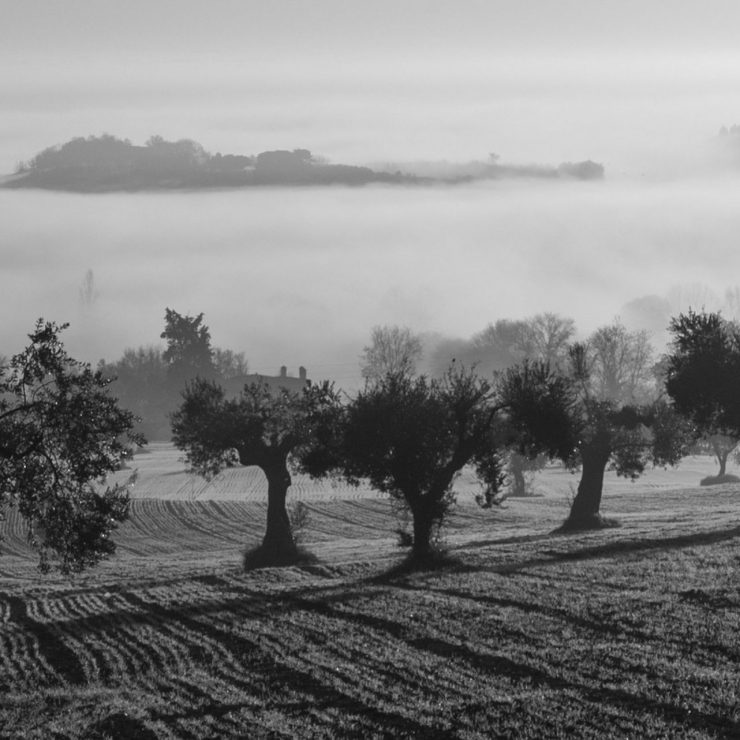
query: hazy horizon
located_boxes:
[2,1,740,389]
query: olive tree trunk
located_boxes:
[564,445,612,529]
[411,505,435,560]
[245,458,298,568]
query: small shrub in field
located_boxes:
[700,473,740,486]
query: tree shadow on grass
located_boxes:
[450,524,740,577]
[366,550,466,584]
[269,587,740,738]
[118,591,434,738]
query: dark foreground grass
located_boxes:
[1,473,740,739]
[1,512,740,739]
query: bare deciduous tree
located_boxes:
[360,325,423,382]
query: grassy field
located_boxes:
[1,448,739,738]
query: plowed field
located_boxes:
[1,448,739,738]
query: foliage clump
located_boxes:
[0,320,142,572]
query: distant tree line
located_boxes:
[6,134,603,191]
[8,134,409,191]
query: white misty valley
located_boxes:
[1,176,739,387]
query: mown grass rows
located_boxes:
[3,512,739,738]
[1,472,739,737]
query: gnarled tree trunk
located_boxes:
[244,455,299,568]
[564,444,612,529]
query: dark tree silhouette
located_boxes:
[0,320,142,572]
[160,308,216,389]
[171,378,341,568]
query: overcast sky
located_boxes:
[3,1,740,173]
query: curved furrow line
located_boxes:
[116,503,187,556]
[124,500,178,537]
[117,501,247,557]
[148,674,277,740]
[96,621,189,683]
[234,589,489,704]
[204,616,436,736]
[173,473,213,501]
[44,599,188,687]
[205,501,266,538]
[70,595,222,687]
[42,608,140,685]
[200,601,419,703]
[116,592,301,699]
[29,592,182,685]
[307,500,395,534]
[0,625,60,691]
[159,604,432,737]
[260,607,489,718]
[2,595,86,686]
[161,500,246,544]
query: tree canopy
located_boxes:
[665,310,740,436]
[0,320,142,572]
[664,310,740,479]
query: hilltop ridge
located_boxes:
[4,134,604,192]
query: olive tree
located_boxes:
[171,378,341,568]
[664,310,740,481]
[311,363,574,561]
[0,320,142,572]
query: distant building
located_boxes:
[222,366,310,397]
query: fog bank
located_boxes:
[2,177,739,388]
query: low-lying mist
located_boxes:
[2,176,739,389]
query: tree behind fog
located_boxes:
[429,313,575,378]
[212,348,249,379]
[98,347,170,440]
[161,308,216,390]
[100,310,249,440]
[360,325,423,383]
